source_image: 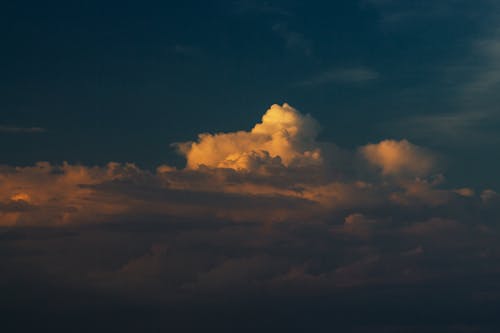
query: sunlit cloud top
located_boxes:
[177,103,322,171]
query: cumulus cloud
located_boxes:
[177,103,322,172]
[0,103,494,229]
[360,139,436,176]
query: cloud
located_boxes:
[0,103,494,229]
[234,0,292,16]
[0,126,46,133]
[176,103,322,172]
[272,23,312,56]
[375,2,500,146]
[1,104,499,327]
[363,0,472,25]
[402,217,462,235]
[360,139,436,176]
[331,213,378,239]
[481,189,498,203]
[382,111,497,145]
[462,35,500,96]
[297,67,379,86]
[0,162,139,226]
[172,44,201,57]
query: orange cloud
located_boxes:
[0,162,137,226]
[177,103,322,171]
[0,103,492,227]
[360,139,436,176]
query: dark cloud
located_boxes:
[297,67,379,86]
[1,103,500,332]
[0,126,46,133]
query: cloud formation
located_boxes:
[1,103,500,333]
[360,139,436,176]
[0,103,493,228]
[0,126,46,133]
[272,23,312,56]
[298,67,379,86]
[177,103,322,172]
[0,162,138,226]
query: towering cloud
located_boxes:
[177,103,322,172]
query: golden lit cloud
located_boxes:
[360,139,435,176]
[177,103,322,171]
[0,103,492,227]
[0,162,136,226]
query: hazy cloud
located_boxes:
[272,23,312,56]
[234,0,292,16]
[0,126,46,133]
[297,68,379,86]
[172,44,202,57]
[376,2,500,146]
[360,139,436,176]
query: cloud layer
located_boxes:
[0,103,494,227]
[1,103,500,333]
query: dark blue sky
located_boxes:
[1,0,499,188]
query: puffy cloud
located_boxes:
[0,103,495,229]
[481,189,498,203]
[454,188,475,197]
[360,139,436,176]
[177,103,322,172]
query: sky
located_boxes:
[2,1,500,332]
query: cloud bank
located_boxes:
[0,103,494,227]
[1,103,500,333]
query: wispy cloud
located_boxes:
[380,110,500,145]
[172,44,201,57]
[371,1,500,145]
[297,67,379,86]
[272,23,312,56]
[0,126,46,133]
[233,0,292,17]
[362,0,474,25]
[461,37,500,95]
